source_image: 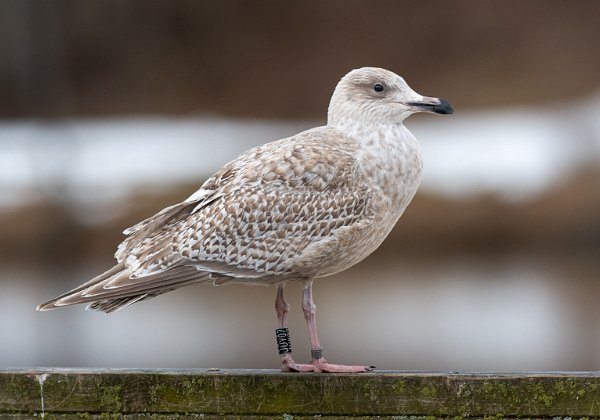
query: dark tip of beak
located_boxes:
[433,98,453,114]
[407,98,454,115]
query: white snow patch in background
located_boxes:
[1,91,599,223]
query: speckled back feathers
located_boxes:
[37,67,428,313]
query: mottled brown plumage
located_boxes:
[38,127,375,312]
[38,67,452,373]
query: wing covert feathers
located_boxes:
[37,127,375,313]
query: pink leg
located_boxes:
[302,280,374,373]
[275,283,290,328]
[275,284,313,372]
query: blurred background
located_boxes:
[1,0,599,371]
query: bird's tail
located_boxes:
[36,263,211,313]
[36,263,126,311]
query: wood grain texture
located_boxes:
[2,369,600,418]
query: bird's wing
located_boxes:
[119,126,375,280]
[38,127,375,310]
[177,183,375,279]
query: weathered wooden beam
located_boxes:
[1,368,600,418]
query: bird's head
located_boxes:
[327,67,453,129]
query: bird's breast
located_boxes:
[357,125,423,216]
[308,125,423,278]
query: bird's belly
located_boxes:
[312,201,407,278]
[289,127,423,280]
[314,164,422,277]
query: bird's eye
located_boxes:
[373,83,384,93]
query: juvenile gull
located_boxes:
[37,67,453,373]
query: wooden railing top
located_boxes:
[2,368,600,418]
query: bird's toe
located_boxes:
[313,358,374,373]
[280,354,314,372]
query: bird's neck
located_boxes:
[332,119,423,212]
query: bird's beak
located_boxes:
[407,96,454,115]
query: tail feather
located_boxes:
[79,265,196,298]
[86,295,150,313]
[86,290,168,313]
[36,263,125,311]
[36,264,217,312]
[86,282,198,313]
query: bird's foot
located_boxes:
[280,354,374,373]
[280,354,314,372]
[312,358,375,373]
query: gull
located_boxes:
[37,67,453,373]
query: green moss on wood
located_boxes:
[98,384,123,412]
[1,369,600,417]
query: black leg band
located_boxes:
[275,328,292,354]
[311,347,323,360]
